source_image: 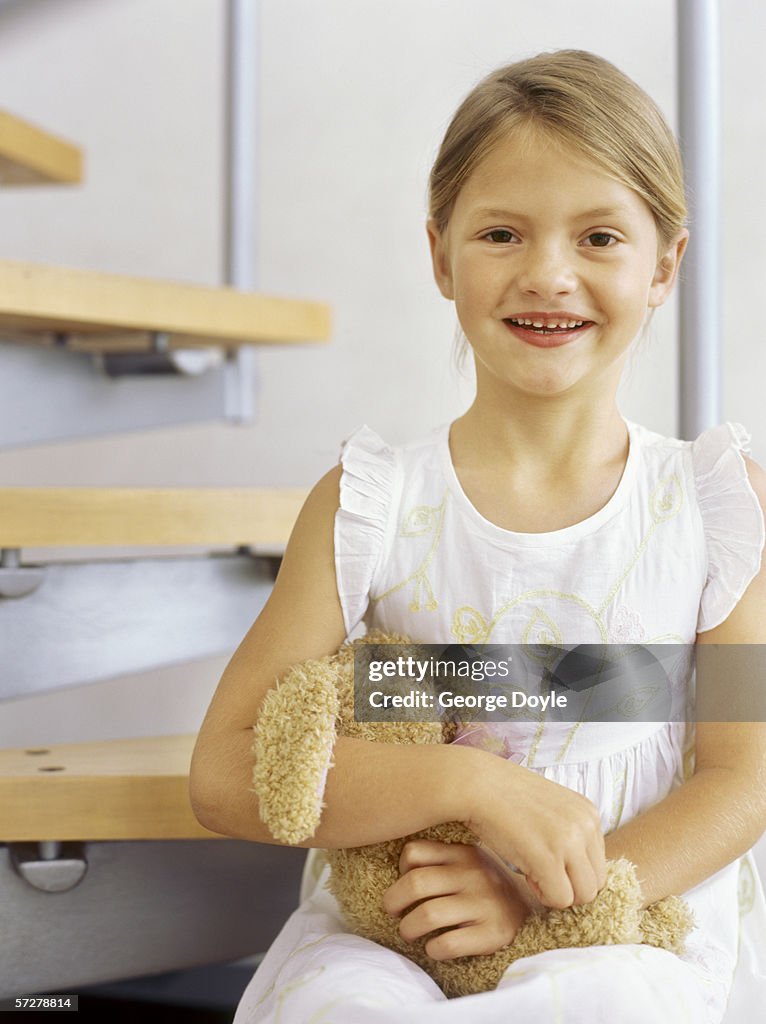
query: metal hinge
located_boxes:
[0,549,45,598]
[8,841,88,893]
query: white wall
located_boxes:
[0,0,682,502]
[0,0,762,791]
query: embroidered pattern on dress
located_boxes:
[453,591,606,647]
[738,857,756,916]
[609,605,647,643]
[369,491,448,613]
[445,475,687,767]
[597,474,684,616]
[607,766,629,832]
[367,458,690,767]
[683,743,695,782]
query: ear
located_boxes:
[426,218,455,300]
[648,229,689,308]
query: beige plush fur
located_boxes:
[252,631,695,998]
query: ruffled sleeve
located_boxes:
[693,422,765,633]
[334,425,397,636]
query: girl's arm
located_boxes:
[190,464,460,847]
[604,456,766,906]
[189,465,605,909]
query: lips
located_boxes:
[503,316,594,348]
[507,316,586,332]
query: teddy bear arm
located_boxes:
[639,895,696,955]
[252,663,340,844]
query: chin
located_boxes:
[491,371,581,397]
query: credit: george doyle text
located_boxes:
[353,642,766,724]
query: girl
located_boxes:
[190,50,766,1023]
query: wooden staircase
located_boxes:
[0,258,331,352]
[0,113,327,846]
[0,109,82,185]
[0,114,329,351]
[0,735,212,842]
[0,486,308,843]
[0,113,331,440]
[0,33,323,999]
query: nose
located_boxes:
[516,242,577,299]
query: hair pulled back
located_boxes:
[428,50,687,250]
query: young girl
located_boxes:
[190,50,766,1023]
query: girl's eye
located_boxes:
[483,229,516,244]
[583,232,617,248]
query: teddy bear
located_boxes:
[251,630,695,998]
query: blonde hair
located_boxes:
[428,49,687,251]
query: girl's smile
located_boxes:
[503,313,594,348]
[427,128,686,400]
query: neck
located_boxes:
[452,383,628,484]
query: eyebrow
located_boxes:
[470,208,524,221]
[577,206,633,220]
[470,205,633,221]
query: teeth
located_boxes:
[509,317,585,330]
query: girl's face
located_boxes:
[427,129,687,402]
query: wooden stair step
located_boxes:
[0,110,83,185]
[0,487,308,548]
[0,734,219,841]
[0,260,331,348]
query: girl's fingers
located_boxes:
[525,851,575,910]
[568,830,607,905]
[524,876,545,903]
[398,839,463,874]
[565,858,600,906]
[424,923,513,961]
[589,836,608,891]
[387,847,531,958]
[383,865,462,917]
[396,894,476,944]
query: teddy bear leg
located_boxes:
[639,896,696,955]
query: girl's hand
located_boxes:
[457,749,606,910]
[382,839,531,960]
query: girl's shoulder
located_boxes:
[339,422,446,464]
[642,419,766,633]
[629,417,757,463]
[694,423,765,634]
[334,423,446,635]
[628,417,764,499]
[336,419,447,512]
[337,422,447,508]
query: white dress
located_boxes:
[235,417,766,1024]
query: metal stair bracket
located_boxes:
[0,550,274,700]
[0,0,262,447]
[0,548,44,598]
[94,332,225,378]
[9,841,87,894]
[0,338,254,448]
[0,840,307,998]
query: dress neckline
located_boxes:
[437,417,639,548]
